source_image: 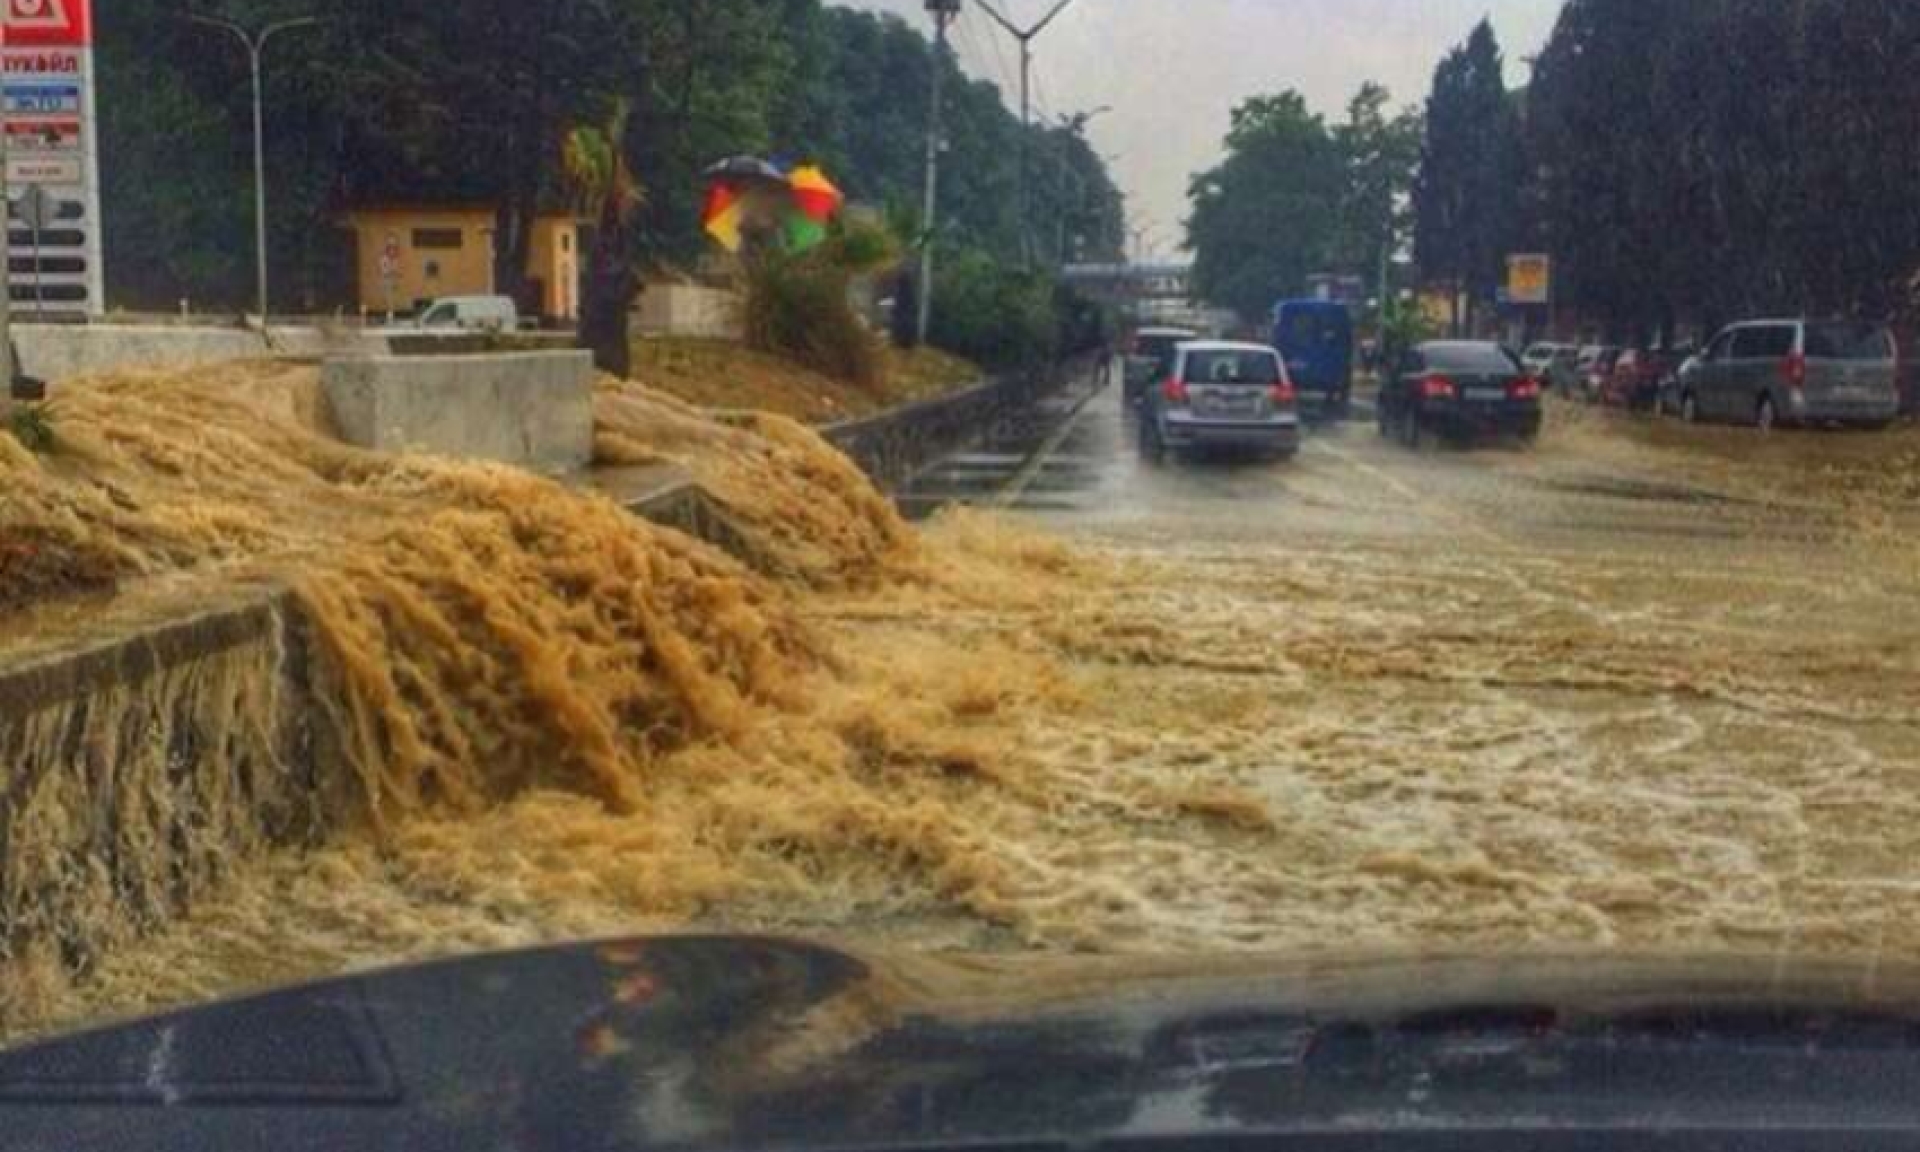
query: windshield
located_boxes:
[1280,308,1347,347]
[1805,322,1894,361]
[1135,333,1193,361]
[1425,343,1521,374]
[8,0,1920,1139]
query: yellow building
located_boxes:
[345,204,581,321]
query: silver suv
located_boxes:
[1138,341,1301,461]
[1675,319,1899,429]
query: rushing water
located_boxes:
[4,368,1919,1044]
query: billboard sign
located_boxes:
[1506,254,1551,307]
[3,0,101,315]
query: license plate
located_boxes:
[1466,388,1506,402]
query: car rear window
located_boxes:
[1280,309,1348,347]
[1425,344,1521,374]
[1184,349,1280,384]
[1137,334,1191,360]
[1804,322,1893,361]
[1733,326,1796,359]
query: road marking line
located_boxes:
[996,368,1110,510]
[1308,434,1511,550]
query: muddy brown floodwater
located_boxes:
[6,373,1920,1045]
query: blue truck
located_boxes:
[1270,299,1356,419]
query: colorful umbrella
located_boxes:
[702,181,746,253]
[700,158,846,255]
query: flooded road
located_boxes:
[12,367,1920,1041]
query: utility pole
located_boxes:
[185,14,321,333]
[975,0,1078,270]
[917,0,961,346]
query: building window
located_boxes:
[424,260,442,280]
[561,232,572,253]
[412,228,465,250]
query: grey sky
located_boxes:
[833,1,1559,258]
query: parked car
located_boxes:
[1378,340,1542,447]
[414,295,522,333]
[1270,300,1355,419]
[1522,342,1582,396]
[1601,348,1677,410]
[1672,319,1900,429]
[1574,345,1622,403]
[1124,326,1198,406]
[1138,341,1301,461]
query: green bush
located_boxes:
[6,405,54,454]
[740,247,883,389]
[927,248,1059,372]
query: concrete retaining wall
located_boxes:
[634,286,740,340]
[321,350,595,472]
[824,373,1030,487]
[16,324,388,383]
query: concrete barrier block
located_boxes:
[321,350,594,472]
[634,285,741,339]
[15,323,391,383]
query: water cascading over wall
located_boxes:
[0,592,329,982]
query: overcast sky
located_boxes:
[833,1,1559,258]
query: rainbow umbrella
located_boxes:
[782,165,845,254]
[701,158,847,255]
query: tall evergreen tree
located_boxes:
[1413,20,1522,334]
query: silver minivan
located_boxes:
[1676,319,1900,428]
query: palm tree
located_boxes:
[563,100,645,377]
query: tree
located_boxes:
[93,0,1127,314]
[563,101,645,376]
[1526,0,1920,334]
[1414,20,1523,334]
[1186,92,1345,321]
[1332,83,1423,303]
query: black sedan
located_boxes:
[1379,340,1543,447]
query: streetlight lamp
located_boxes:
[184,13,322,331]
[1058,105,1112,134]
[1050,108,1112,266]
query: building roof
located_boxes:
[345,202,583,222]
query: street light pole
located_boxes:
[185,14,320,332]
[975,0,1078,270]
[918,0,961,347]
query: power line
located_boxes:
[966,6,1020,105]
[972,0,1081,268]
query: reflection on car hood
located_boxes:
[6,939,1920,1150]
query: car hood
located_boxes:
[6,938,1920,1150]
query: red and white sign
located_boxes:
[3,0,102,314]
[6,0,91,48]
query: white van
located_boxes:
[415,295,520,333]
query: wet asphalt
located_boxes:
[904,366,1863,549]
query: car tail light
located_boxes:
[1509,376,1542,400]
[1418,374,1456,399]
[1162,376,1190,404]
[1268,379,1297,405]
[1782,352,1806,390]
